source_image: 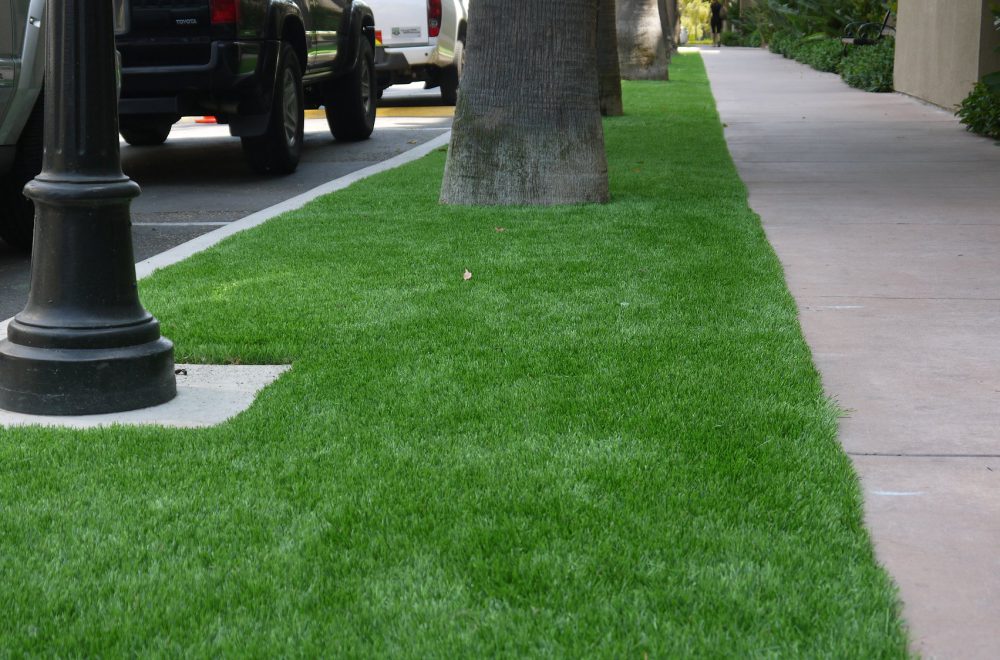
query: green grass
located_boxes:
[0,54,908,656]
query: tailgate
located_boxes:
[369,1,429,48]
[118,0,213,68]
[126,0,212,37]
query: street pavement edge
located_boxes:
[0,131,453,340]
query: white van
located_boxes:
[370,0,468,104]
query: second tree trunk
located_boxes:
[617,0,670,80]
[440,0,610,206]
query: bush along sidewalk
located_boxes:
[957,82,1000,139]
[794,37,846,74]
[769,31,895,92]
[840,38,895,92]
[0,54,910,656]
[957,5,1000,139]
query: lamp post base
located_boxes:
[0,335,176,415]
[0,0,178,415]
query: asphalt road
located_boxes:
[0,84,452,321]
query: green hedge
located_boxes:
[720,29,763,48]
[840,38,895,92]
[728,0,889,45]
[720,30,741,47]
[957,82,1000,139]
[795,38,846,73]
[768,31,798,58]
[768,31,894,93]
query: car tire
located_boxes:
[439,39,464,106]
[120,121,172,146]
[242,42,304,175]
[0,98,43,251]
[325,37,376,142]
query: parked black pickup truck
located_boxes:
[116,0,377,174]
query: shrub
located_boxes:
[730,0,890,53]
[681,0,713,42]
[794,38,846,73]
[726,0,773,44]
[768,31,799,58]
[840,38,894,92]
[956,82,1000,139]
[720,30,741,47]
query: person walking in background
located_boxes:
[710,0,724,47]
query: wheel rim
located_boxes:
[360,57,373,117]
[282,68,300,147]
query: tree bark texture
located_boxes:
[440,0,610,206]
[616,0,669,80]
[598,0,624,116]
[658,0,679,55]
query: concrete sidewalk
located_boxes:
[702,48,1000,659]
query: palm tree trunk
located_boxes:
[440,0,609,206]
[617,0,669,80]
[598,0,624,116]
[658,0,679,56]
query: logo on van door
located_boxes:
[176,18,198,25]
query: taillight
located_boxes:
[427,0,442,38]
[211,0,240,24]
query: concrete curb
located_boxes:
[0,131,452,338]
[134,130,452,279]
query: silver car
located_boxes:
[0,0,44,250]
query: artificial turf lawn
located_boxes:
[0,54,909,656]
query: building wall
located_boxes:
[894,0,998,109]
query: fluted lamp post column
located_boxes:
[0,0,176,414]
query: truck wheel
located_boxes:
[325,37,376,142]
[0,99,43,251]
[120,121,172,146]
[242,42,304,174]
[439,39,465,106]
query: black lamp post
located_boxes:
[0,0,176,414]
